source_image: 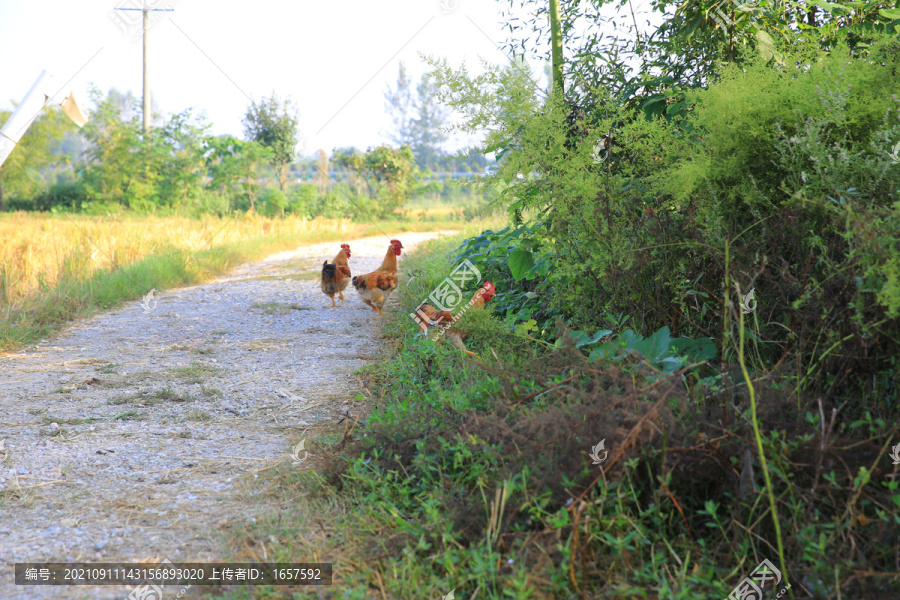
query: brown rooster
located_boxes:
[352,239,403,314]
[321,243,352,307]
[413,281,495,356]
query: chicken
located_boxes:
[321,243,352,307]
[412,281,495,356]
[352,239,403,314]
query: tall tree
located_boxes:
[243,94,299,192]
[153,109,210,205]
[80,88,147,206]
[385,64,450,170]
[411,74,449,170]
[384,62,416,147]
[0,104,77,210]
[203,135,272,211]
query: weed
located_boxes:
[113,411,143,421]
[251,301,313,315]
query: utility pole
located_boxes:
[143,9,150,132]
[112,3,174,133]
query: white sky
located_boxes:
[0,0,660,156]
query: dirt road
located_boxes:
[0,230,454,600]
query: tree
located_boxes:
[384,62,416,147]
[243,94,299,192]
[410,74,449,171]
[202,135,272,212]
[80,89,211,212]
[204,135,244,195]
[0,104,77,210]
[385,63,450,171]
[80,87,148,207]
[152,109,210,206]
[499,0,900,121]
[335,145,421,214]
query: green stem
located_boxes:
[738,292,791,598]
[549,0,565,98]
[721,236,730,370]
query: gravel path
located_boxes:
[0,230,454,600]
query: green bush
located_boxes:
[258,188,288,217]
[80,200,124,216]
[287,184,316,216]
[4,197,35,211]
[665,40,900,242]
[35,181,90,212]
[181,188,231,218]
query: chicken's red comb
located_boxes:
[341,243,350,249]
[483,281,496,294]
[390,239,403,247]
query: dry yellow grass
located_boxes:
[0,212,353,310]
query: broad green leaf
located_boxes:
[756,30,783,65]
[669,337,717,362]
[569,329,613,348]
[631,326,672,361]
[588,342,619,361]
[508,248,535,281]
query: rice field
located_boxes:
[0,212,351,308]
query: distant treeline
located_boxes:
[0,64,491,219]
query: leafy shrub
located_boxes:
[181,188,231,218]
[4,197,35,211]
[258,188,288,217]
[80,200,124,216]
[35,181,90,212]
[287,184,316,216]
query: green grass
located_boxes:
[168,362,222,380]
[251,301,313,315]
[41,415,102,425]
[186,409,212,422]
[152,386,194,403]
[113,411,143,421]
